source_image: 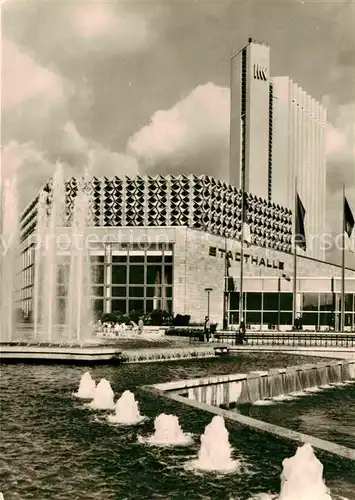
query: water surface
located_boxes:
[1,354,354,500]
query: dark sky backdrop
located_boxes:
[2,0,354,265]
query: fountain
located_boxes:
[89,378,115,410]
[139,413,192,446]
[31,165,95,343]
[40,164,66,342]
[107,390,146,425]
[186,416,239,472]
[278,443,332,500]
[65,176,94,342]
[73,372,96,399]
[0,176,20,342]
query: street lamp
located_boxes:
[223,229,232,330]
[204,287,213,319]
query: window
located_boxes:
[129,299,144,313]
[263,293,279,311]
[246,293,262,310]
[229,311,239,325]
[112,299,127,314]
[279,293,293,311]
[262,311,278,324]
[345,294,354,312]
[112,255,127,263]
[111,286,127,298]
[319,294,334,311]
[129,286,145,297]
[164,266,173,285]
[128,265,145,285]
[303,294,319,311]
[129,255,145,264]
[280,312,292,325]
[246,311,261,324]
[146,265,162,285]
[229,293,240,310]
[147,255,163,263]
[92,265,104,284]
[165,286,173,298]
[146,300,154,313]
[146,286,161,297]
[302,312,318,326]
[112,266,127,285]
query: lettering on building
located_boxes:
[253,63,268,81]
[209,246,284,270]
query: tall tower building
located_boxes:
[230,38,271,199]
[229,39,327,261]
[271,77,327,261]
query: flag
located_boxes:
[227,277,235,292]
[344,197,355,238]
[295,193,306,250]
[225,251,235,291]
[242,191,251,247]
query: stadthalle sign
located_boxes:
[209,246,285,270]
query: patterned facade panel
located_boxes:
[65,177,78,226]
[90,177,102,226]
[170,175,190,226]
[147,176,168,226]
[21,173,294,254]
[102,177,123,226]
[125,177,145,226]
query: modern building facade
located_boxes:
[272,77,327,261]
[230,39,327,260]
[230,39,271,199]
[19,175,355,330]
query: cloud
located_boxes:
[1,39,66,112]
[70,1,152,54]
[1,140,139,210]
[325,100,355,195]
[2,1,155,63]
[1,142,58,206]
[1,39,139,208]
[128,83,230,179]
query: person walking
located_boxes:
[239,317,246,343]
[204,316,210,342]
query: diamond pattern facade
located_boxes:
[25,175,293,253]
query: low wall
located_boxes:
[153,360,355,407]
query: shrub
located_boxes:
[172,314,191,327]
[100,312,119,324]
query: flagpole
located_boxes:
[292,176,298,328]
[239,189,245,326]
[341,184,345,332]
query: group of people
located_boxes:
[94,318,145,337]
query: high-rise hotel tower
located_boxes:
[230,38,327,260]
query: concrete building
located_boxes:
[230,39,327,260]
[230,39,271,199]
[19,175,355,331]
[272,77,327,261]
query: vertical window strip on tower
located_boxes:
[268,83,273,202]
[241,48,247,192]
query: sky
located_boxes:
[1,0,355,266]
